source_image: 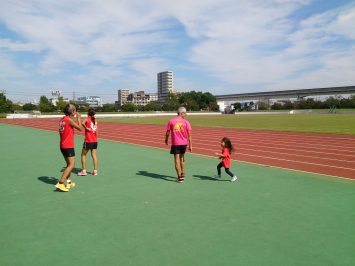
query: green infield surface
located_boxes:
[0,123,354,266]
[102,114,355,135]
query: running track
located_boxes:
[1,118,355,180]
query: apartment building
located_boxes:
[157,71,173,102]
[118,89,158,106]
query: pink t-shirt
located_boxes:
[166,117,192,146]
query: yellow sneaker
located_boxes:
[55,182,69,192]
[66,181,76,189]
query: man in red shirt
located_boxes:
[56,104,82,192]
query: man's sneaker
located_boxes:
[66,181,76,189]
[78,170,87,176]
[231,176,238,182]
[91,170,98,176]
[177,176,184,183]
[55,182,69,192]
[214,174,221,179]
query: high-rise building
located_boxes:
[127,91,158,106]
[157,71,173,102]
[117,89,158,107]
[117,89,130,106]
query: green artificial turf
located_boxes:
[102,114,355,135]
[0,123,354,266]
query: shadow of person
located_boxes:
[38,176,57,185]
[60,167,82,174]
[38,176,70,192]
[193,174,228,181]
[136,170,176,182]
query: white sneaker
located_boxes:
[231,176,238,182]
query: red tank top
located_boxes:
[84,116,97,143]
[59,116,74,148]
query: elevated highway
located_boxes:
[215,85,355,110]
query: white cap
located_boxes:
[177,107,187,114]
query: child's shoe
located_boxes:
[78,170,87,176]
[231,176,238,182]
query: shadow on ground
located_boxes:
[193,174,229,181]
[38,176,70,192]
[60,167,82,174]
[38,176,57,185]
[136,170,176,182]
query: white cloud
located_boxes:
[0,0,354,99]
[0,52,28,79]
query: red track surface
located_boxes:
[2,118,355,180]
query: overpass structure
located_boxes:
[215,85,355,110]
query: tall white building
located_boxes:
[117,89,130,106]
[157,71,173,102]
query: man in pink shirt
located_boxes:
[165,107,192,183]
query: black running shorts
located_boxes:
[83,142,98,150]
[60,148,75,157]
[170,145,187,155]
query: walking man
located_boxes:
[165,107,192,183]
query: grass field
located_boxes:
[101,113,355,135]
[0,123,354,266]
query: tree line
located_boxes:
[232,95,355,112]
[0,91,219,113]
[120,91,219,112]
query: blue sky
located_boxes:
[0,0,355,103]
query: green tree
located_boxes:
[162,92,179,111]
[143,102,161,111]
[120,103,137,112]
[323,96,340,109]
[38,96,55,112]
[0,93,13,113]
[56,97,67,112]
[12,103,22,112]
[232,102,242,111]
[22,103,37,111]
[101,103,116,112]
[271,102,283,110]
[256,101,268,110]
[178,91,218,111]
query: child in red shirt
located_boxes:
[78,108,98,176]
[215,137,238,182]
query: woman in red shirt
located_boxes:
[78,108,98,176]
[215,137,238,182]
[56,104,82,192]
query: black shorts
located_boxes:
[83,142,98,150]
[170,145,187,155]
[60,148,75,157]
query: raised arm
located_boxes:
[69,112,82,131]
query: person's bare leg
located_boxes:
[91,149,98,171]
[174,154,181,178]
[60,157,75,183]
[180,154,185,177]
[81,148,88,172]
